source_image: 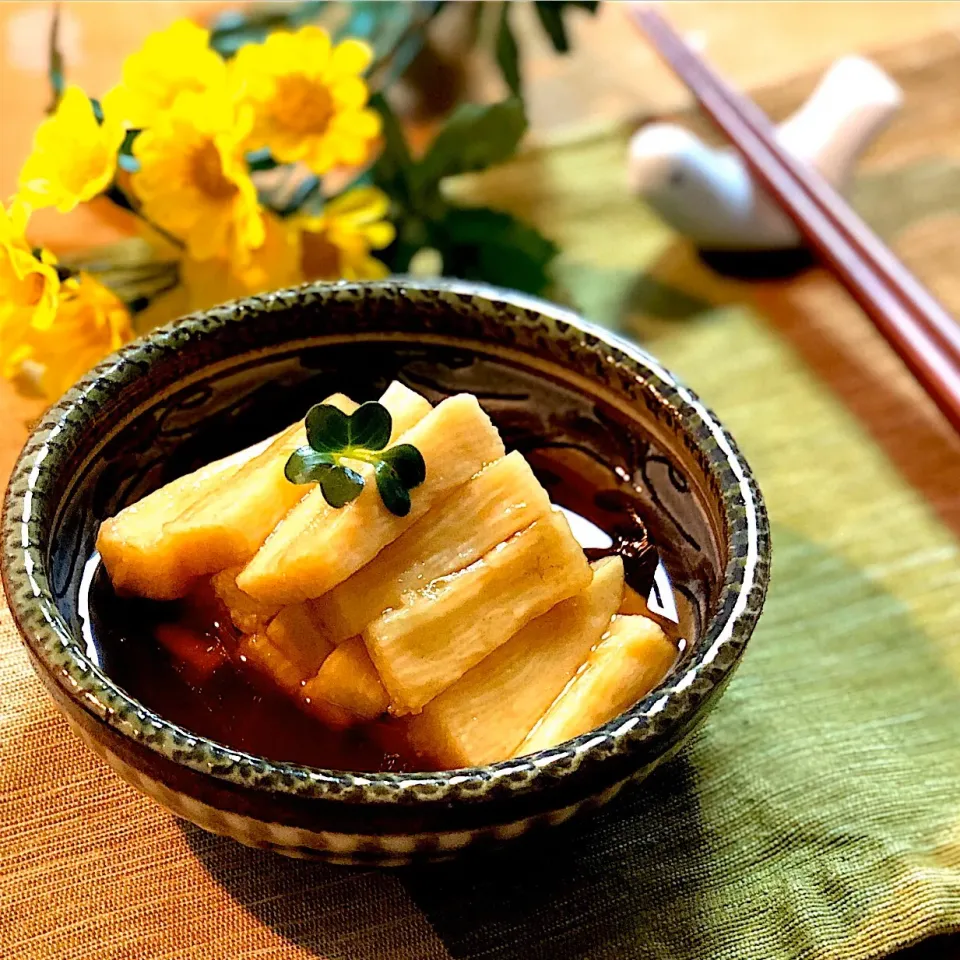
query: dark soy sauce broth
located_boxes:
[82,463,686,773]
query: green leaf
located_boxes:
[305,404,351,452]
[118,129,142,173]
[495,3,522,96]
[369,92,415,203]
[284,446,337,484]
[46,4,65,112]
[347,402,392,452]
[208,2,326,59]
[278,174,322,217]
[286,399,425,515]
[416,98,526,188]
[340,0,442,86]
[437,206,558,295]
[533,1,570,53]
[374,460,412,517]
[246,148,279,172]
[317,465,365,508]
[381,443,426,489]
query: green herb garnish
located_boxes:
[284,401,426,517]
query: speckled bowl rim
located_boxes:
[3,278,770,807]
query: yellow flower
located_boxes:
[102,20,227,128]
[0,199,61,381]
[137,214,303,330]
[294,186,394,281]
[180,213,302,311]
[131,88,265,263]
[5,273,132,402]
[232,26,381,175]
[18,86,125,213]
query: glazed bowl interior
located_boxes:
[5,280,767,798]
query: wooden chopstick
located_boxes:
[628,5,960,434]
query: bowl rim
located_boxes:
[2,278,770,807]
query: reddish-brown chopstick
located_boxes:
[628,5,960,434]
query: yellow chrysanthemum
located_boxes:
[18,86,125,213]
[131,88,265,263]
[293,186,394,281]
[5,273,132,402]
[102,20,227,128]
[181,213,302,311]
[0,199,61,381]
[232,26,381,175]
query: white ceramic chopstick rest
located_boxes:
[626,56,902,251]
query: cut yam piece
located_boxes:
[96,435,274,600]
[515,614,677,756]
[238,607,336,700]
[408,556,624,767]
[309,451,551,644]
[300,636,389,727]
[233,382,435,604]
[159,392,361,584]
[211,567,279,634]
[620,584,652,616]
[264,604,336,671]
[239,393,506,606]
[236,632,312,700]
[366,509,592,715]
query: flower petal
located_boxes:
[330,38,374,77]
[331,76,369,110]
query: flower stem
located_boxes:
[103,183,185,250]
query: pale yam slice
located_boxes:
[160,391,362,580]
[309,451,551,644]
[365,509,592,715]
[515,614,676,756]
[300,636,389,727]
[239,393,506,605]
[409,556,624,766]
[97,434,275,599]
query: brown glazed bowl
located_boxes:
[1,279,769,865]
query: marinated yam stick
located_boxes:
[97,435,274,600]
[162,388,386,581]
[211,566,279,633]
[300,636,389,727]
[247,604,335,696]
[515,614,677,756]
[366,509,592,715]
[409,556,624,767]
[208,382,431,631]
[236,632,313,700]
[236,605,336,699]
[97,391,357,599]
[234,382,436,604]
[309,451,551,644]
[265,604,335,668]
[239,394,506,605]
[620,584,653,616]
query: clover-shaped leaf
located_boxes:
[374,444,427,517]
[286,400,425,516]
[346,402,392,451]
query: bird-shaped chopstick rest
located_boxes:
[627,56,903,252]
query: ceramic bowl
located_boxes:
[2,279,770,865]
